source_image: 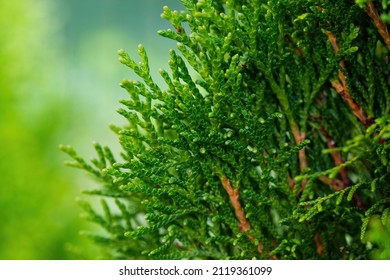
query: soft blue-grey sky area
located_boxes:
[58,0,183,155]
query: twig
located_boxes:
[318,176,345,191]
[288,174,295,191]
[366,2,390,50]
[220,177,277,259]
[320,128,350,186]
[291,124,308,191]
[325,31,373,128]
[319,128,365,209]
[221,177,252,233]
[293,130,308,172]
[291,124,322,256]
[314,233,325,255]
[330,80,372,128]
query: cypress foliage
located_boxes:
[61,0,390,259]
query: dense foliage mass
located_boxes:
[62,0,390,259]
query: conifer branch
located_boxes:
[319,128,365,209]
[220,176,276,258]
[366,2,390,50]
[220,177,252,234]
[288,174,295,191]
[320,128,350,186]
[290,125,307,170]
[314,233,325,256]
[318,176,345,191]
[290,124,308,191]
[326,31,373,128]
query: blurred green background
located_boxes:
[0,0,181,259]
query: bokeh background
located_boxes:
[0,0,182,259]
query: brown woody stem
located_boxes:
[221,177,252,234]
[366,2,390,50]
[290,123,308,191]
[220,177,277,259]
[318,176,345,191]
[314,233,325,255]
[325,31,372,128]
[321,128,350,186]
[319,128,365,209]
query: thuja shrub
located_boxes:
[61,0,390,259]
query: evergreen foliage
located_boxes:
[61,0,390,259]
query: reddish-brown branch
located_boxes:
[325,31,373,128]
[291,124,308,192]
[330,80,372,128]
[319,128,365,209]
[318,176,345,191]
[366,2,390,50]
[288,174,295,191]
[326,30,341,54]
[321,128,350,186]
[314,233,325,255]
[318,175,365,209]
[220,177,277,259]
[291,126,325,256]
[293,130,308,172]
[221,177,252,233]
